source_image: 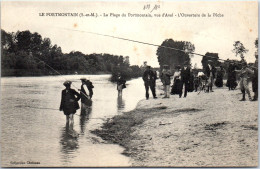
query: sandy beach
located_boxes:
[92,81,258,167]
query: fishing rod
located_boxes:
[52,27,260,70]
[22,105,106,120]
[33,56,91,99]
[56,27,228,62]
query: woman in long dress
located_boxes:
[215,66,226,87]
[171,65,183,98]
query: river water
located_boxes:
[1,75,144,167]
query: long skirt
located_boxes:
[171,79,183,95]
[215,75,223,87]
[252,76,258,93]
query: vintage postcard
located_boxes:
[1,0,258,167]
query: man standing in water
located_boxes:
[143,66,157,99]
[60,80,81,126]
[79,78,93,115]
[86,79,94,99]
[117,73,126,96]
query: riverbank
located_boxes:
[1,69,111,77]
[92,84,258,167]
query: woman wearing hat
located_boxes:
[171,65,183,98]
[60,80,81,126]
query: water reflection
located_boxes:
[80,103,92,134]
[59,123,79,163]
[1,75,142,167]
[117,95,125,111]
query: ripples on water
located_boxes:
[1,75,144,167]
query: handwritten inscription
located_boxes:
[143,4,160,13]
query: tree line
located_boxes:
[1,29,143,80]
[157,38,258,74]
[2,29,257,80]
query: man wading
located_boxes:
[79,78,93,115]
[60,81,81,126]
[117,73,126,96]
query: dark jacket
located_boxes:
[160,70,172,85]
[205,65,216,79]
[86,80,94,98]
[117,76,126,89]
[143,70,156,83]
[181,67,191,83]
[60,89,81,113]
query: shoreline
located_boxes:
[91,84,258,167]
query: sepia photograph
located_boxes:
[1,0,259,167]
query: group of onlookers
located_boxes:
[142,59,258,102]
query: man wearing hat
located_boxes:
[143,66,157,99]
[79,78,93,115]
[235,61,254,101]
[180,61,191,97]
[60,80,81,126]
[205,60,216,92]
[160,65,172,98]
[117,73,126,96]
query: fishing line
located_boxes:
[22,105,106,120]
[33,57,91,99]
[54,27,258,69]
[56,27,227,62]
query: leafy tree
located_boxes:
[1,29,143,79]
[1,29,13,51]
[201,52,220,70]
[157,39,194,70]
[232,41,248,61]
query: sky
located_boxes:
[1,1,258,68]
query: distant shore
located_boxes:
[91,82,258,167]
[1,69,111,77]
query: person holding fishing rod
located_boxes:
[60,80,81,127]
[79,78,93,115]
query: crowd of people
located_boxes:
[142,59,258,102]
[59,58,258,131]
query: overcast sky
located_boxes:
[1,1,258,68]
